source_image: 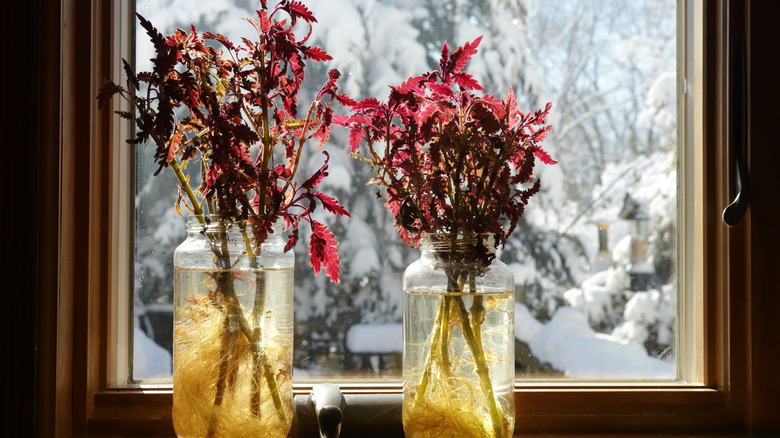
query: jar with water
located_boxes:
[172,215,294,438]
[402,233,515,438]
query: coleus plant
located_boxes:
[98,0,354,282]
[335,36,555,264]
[336,37,556,436]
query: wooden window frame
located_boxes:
[26,0,780,436]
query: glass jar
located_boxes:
[172,215,294,438]
[402,233,515,438]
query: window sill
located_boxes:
[88,382,732,437]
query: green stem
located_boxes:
[203,229,288,435]
[280,101,318,196]
[206,270,240,438]
[413,295,446,407]
[454,295,504,438]
[470,293,485,355]
[234,301,288,423]
[440,296,452,370]
[249,244,266,419]
[168,159,203,216]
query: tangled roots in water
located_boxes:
[172,295,292,438]
[402,365,512,438]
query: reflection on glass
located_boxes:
[131,0,677,382]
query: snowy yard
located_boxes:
[132,0,678,381]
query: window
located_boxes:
[131,0,680,384]
[47,0,780,436]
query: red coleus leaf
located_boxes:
[347,125,364,153]
[311,106,333,148]
[285,226,299,252]
[315,69,342,103]
[300,151,330,190]
[122,59,139,93]
[426,81,454,99]
[438,41,450,73]
[258,10,271,33]
[168,129,185,161]
[308,220,341,283]
[452,71,484,91]
[284,1,317,24]
[315,192,350,217]
[352,97,384,112]
[451,36,482,72]
[336,93,356,107]
[203,31,236,51]
[533,147,557,165]
[304,46,331,62]
[103,4,352,284]
[136,13,167,61]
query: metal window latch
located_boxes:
[722,30,750,227]
[296,383,345,438]
[294,386,403,438]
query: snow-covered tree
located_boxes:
[130,0,679,379]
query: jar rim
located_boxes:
[418,233,498,257]
[419,232,496,244]
[185,214,286,233]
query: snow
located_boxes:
[641,71,677,144]
[345,323,402,354]
[349,246,381,278]
[614,286,676,346]
[563,267,627,326]
[529,307,675,379]
[131,0,681,382]
[508,261,537,286]
[345,218,381,278]
[320,162,352,192]
[514,302,543,343]
[612,235,633,266]
[153,208,186,246]
[133,325,172,380]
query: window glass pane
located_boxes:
[130,0,677,382]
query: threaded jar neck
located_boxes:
[186,215,285,236]
[419,233,497,267]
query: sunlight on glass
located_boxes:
[131,0,677,382]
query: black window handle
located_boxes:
[723,31,750,227]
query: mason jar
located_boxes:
[172,215,294,438]
[402,233,515,438]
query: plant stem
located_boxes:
[233,300,288,423]
[411,270,463,404]
[280,102,318,196]
[413,294,447,407]
[168,159,203,216]
[470,293,485,350]
[412,259,504,436]
[249,258,267,419]
[204,228,288,436]
[439,296,451,370]
[206,270,240,438]
[454,295,504,438]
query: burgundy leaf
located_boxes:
[451,36,482,72]
[452,72,484,91]
[315,192,351,217]
[300,151,330,190]
[304,46,331,62]
[308,220,341,283]
[122,59,139,92]
[533,147,557,165]
[97,80,123,111]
